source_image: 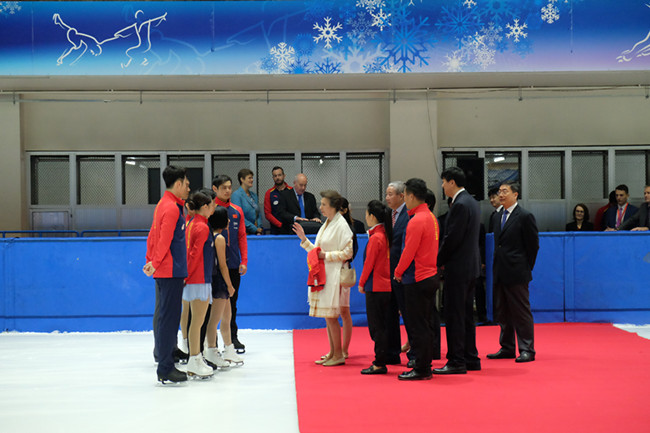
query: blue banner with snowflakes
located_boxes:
[0,0,649,75]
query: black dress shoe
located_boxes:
[157,367,188,384]
[407,359,416,369]
[466,361,481,371]
[361,365,388,375]
[432,364,467,375]
[515,352,535,363]
[487,349,516,359]
[398,369,432,381]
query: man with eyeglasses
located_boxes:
[488,180,539,363]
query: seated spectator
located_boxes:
[594,190,616,231]
[566,204,594,231]
[618,185,650,231]
[603,184,638,231]
[231,168,263,235]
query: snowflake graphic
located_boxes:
[371,8,391,31]
[260,55,278,74]
[472,45,496,70]
[480,22,504,47]
[314,17,343,49]
[270,42,296,71]
[541,3,560,24]
[313,57,343,74]
[364,57,387,73]
[478,0,518,25]
[2,1,21,14]
[330,44,383,73]
[505,18,528,43]
[347,12,377,46]
[284,59,313,75]
[381,16,431,73]
[435,4,483,46]
[463,0,477,9]
[442,50,467,72]
[293,34,316,58]
[356,0,385,13]
[304,0,335,22]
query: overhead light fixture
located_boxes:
[125,160,136,166]
[319,158,324,165]
[493,156,505,162]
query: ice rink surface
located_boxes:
[0,330,299,433]
[0,325,648,433]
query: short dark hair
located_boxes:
[212,174,232,189]
[404,178,428,201]
[440,166,466,187]
[209,206,229,231]
[320,190,344,211]
[272,166,284,174]
[488,186,500,197]
[199,187,216,200]
[615,184,629,194]
[425,188,436,212]
[237,168,254,185]
[573,203,590,222]
[501,180,521,198]
[186,191,212,211]
[608,190,617,205]
[162,165,187,189]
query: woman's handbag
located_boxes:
[340,263,357,288]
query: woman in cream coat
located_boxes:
[293,190,353,366]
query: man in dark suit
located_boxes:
[488,180,539,363]
[276,173,321,234]
[434,167,481,375]
[603,184,638,230]
[385,181,413,366]
[618,185,650,231]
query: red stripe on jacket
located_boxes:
[264,183,291,228]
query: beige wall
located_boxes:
[0,97,23,230]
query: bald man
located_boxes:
[277,173,321,234]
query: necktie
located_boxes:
[616,206,623,228]
[392,209,397,227]
[298,194,305,218]
[501,209,509,229]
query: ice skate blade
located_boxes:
[157,378,188,386]
[186,372,214,379]
[224,360,244,367]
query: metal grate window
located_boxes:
[123,156,160,205]
[31,156,70,205]
[77,156,115,205]
[346,153,385,204]
[212,154,250,189]
[256,154,295,197]
[301,153,341,196]
[169,155,205,192]
[442,152,478,171]
[485,152,520,192]
[572,151,608,200]
[615,150,648,197]
[529,151,565,199]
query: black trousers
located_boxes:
[154,278,184,375]
[385,283,403,361]
[475,276,488,322]
[403,275,439,374]
[229,269,241,340]
[443,276,480,367]
[365,291,392,367]
[494,281,535,355]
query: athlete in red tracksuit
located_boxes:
[144,166,190,384]
[358,200,393,375]
[394,178,439,381]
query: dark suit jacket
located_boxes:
[565,221,594,231]
[619,202,650,230]
[602,204,638,230]
[389,206,409,275]
[492,204,539,286]
[276,189,320,234]
[437,190,480,282]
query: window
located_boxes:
[169,155,205,193]
[256,153,295,196]
[77,156,115,205]
[485,152,520,191]
[122,156,161,205]
[615,150,648,197]
[31,156,69,205]
[529,151,565,199]
[572,151,607,200]
[346,152,385,204]
[212,154,250,190]
[301,153,341,196]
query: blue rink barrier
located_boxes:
[1,232,649,332]
[0,235,368,332]
[485,232,650,325]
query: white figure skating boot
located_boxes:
[180,338,189,355]
[204,347,231,369]
[223,344,244,366]
[186,354,214,378]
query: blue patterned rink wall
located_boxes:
[1,0,649,75]
[1,233,649,332]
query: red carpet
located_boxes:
[293,323,650,433]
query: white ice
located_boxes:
[0,330,299,433]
